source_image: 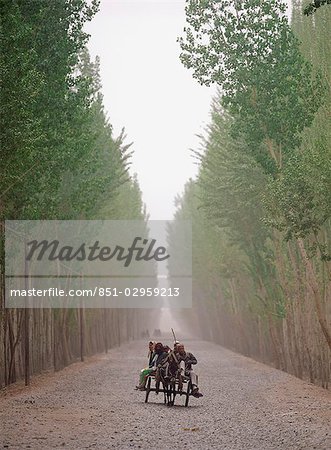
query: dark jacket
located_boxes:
[150,351,168,369]
[178,351,197,371]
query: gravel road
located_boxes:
[0,339,330,449]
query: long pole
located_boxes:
[171,328,177,343]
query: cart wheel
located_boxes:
[145,377,151,403]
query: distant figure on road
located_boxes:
[153,328,161,337]
[141,329,150,338]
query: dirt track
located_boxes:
[0,339,330,449]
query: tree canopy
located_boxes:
[303,0,331,16]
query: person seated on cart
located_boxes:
[136,342,167,391]
[147,341,155,365]
[175,344,203,398]
[163,344,171,354]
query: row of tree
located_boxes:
[169,0,330,387]
[0,1,151,387]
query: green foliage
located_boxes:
[0,0,144,224]
[56,49,134,219]
[263,105,331,246]
[303,0,331,16]
[0,1,44,216]
[1,0,99,219]
[178,0,329,250]
[196,101,267,240]
[263,0,331,249]
[179,0,324,174]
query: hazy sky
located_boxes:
[85,0,215,220]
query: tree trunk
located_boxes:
[297,238,331,350]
